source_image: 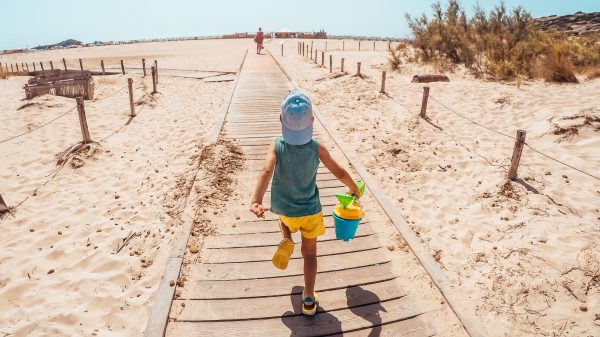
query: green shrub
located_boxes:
[402,1,598,82]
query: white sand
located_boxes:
[0,39,249,337]
[270,38,600,337]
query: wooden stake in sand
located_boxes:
[373,41,376,50]
[321,52,324,67]
[343,40,345,51]
[420,86,430,118]
[128,78,135,117]
[388,41,391,51]
[25,63,29,71]
[79,59,83,71]
[33,63,36,72]
[40,62,44,71]
[151,66,157,94]
[341,58,345,73]
[281,43,283,57]
[63,58,67,71]
[142,59,146,77]
[325,41,327,51]
[329,54,332,73]
[76,97,92,144]
[50,61,54,70]
[0,63,3,72]
[356,62,361,76]
[310,40,313,56]
[0,193,8,214]
[380,71,386,93]
[359,41,361,51]
[314,50,317,62]
[15,64,19,72]
[121,60,125,75]
[101,60,105,75]
[508,130,527,180]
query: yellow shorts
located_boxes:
[280,212,325,239]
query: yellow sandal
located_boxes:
[272,238,294,270]
[302,293,319,316]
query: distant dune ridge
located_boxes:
[535,11,600,35]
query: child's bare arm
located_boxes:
[250,142,277,217]
[318,143,360,197]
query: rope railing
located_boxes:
[293,43,599,182]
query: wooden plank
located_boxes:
[188,248,389,280]
[180,262,396,299]
[166,298,430,337]
[172,279,405,321]
[203,233,381,263]
[205,223,376,248]
[144,257,182,337]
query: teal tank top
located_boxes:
[270,137,322,217]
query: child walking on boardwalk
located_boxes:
[250,91,360,315]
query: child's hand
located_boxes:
[250,202,269,218]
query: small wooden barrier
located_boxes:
[508,130,527,180]
[321,52,324,67]
[11,64,14,72]
[40,62,44,71]
[302,42,305,56]
[33,63,36,71]
[151,66,157,94]
[121,60,125,75]
[329,54,332,73]
[76,97,92,143]
[412,74,450,83]
[341,58,345,73]
[101,60,105,75]
[142,59,146,76]
[63,58,67,71]
[50,61,54,70]
[128,78,135,117]
[380,71,386,93]
[79,59,83,71]
[356,62,361,76]
[25,70,94,100]
[420,86,430,118]
[16,64,19,72]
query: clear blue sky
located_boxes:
[1,0,599,50]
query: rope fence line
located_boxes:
[0,106,77,144]
[294,44,599,182]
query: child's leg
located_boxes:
[301,236,317,300]
[279,220,292,240]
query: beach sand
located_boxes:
[270,39,600,337]
[1,37,598,337]
[0,39,248,337]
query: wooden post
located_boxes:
[10,64,13,72]
[121,60,125,75]
[373,41,376,50]
[359,41,361,51]
[306,45,309,57]
[329,54,332,73]
[15,64,19,72]
[25,63,29,71]
[142,58,146,76]
[101,60,105,75]
[33,63,36,71]
[321,52,324,67]
[281,43,283,57]
[0,63,3,72]
[420,86,430,118]
[310,40,313,56]
[151,66,157,94]
[50,61,54,70]
[76,97,92,143]
[343,40,345,51]
[40,62,44,71]
[341,58,345,73]
[508,130,527,180]
[380,71,387,93]
[388,41,391,51]
[62,58,67,71]
[325,41,327,51]
[79,59,83,71]
[314,50,317,63]
[356,62,361,76]
[22,63,25,70]
[302,42,305,56]
[128,78,135,117]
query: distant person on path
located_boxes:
[255,27,264,54]
[250,91,360,315]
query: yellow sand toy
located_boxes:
[333,180,365,242]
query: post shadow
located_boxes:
[281,285,342,337]
[346,286,385,337]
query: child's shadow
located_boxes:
[281,286,342,336]
[280,286,385,337]
[346,286,385,337]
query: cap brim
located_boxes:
[282,123,313,145]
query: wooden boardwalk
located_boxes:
[162,52,462,337]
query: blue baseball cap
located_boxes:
[280,91,314,145]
